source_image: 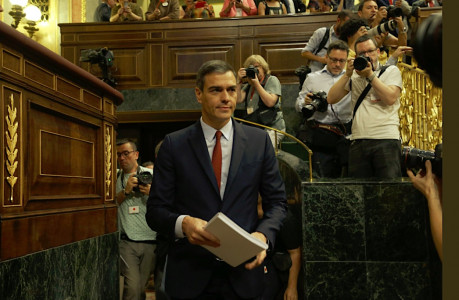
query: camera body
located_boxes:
[402,144,442,178]
[245,65,259,79]
[353,55,371,71]
[301,91,328,119]
[386,5,403,19]
[133,171,153,192]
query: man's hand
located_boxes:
[304,92,313,105]
[125,174,138,194]
[345,58,355,77]
[284,286,298,300]
[245,232,267,270]
[373,6,387,26]
[407,160,440,201]
[138,183,151,196]
[355,60,373,78]
[183,216,220,247]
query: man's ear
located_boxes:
[195,87,202,104]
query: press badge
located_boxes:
[247,107,254,114]
[129,206,140,214]
[162,1,169,6]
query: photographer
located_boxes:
[110,0,143,22]
[116,139,157,300]
[357,0,407,58]
[219,0,257,17]
[328,35,403,179]
[237,55,286,146]
[296,40,352,178]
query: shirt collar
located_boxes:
[320,65,345,77]
[200,117,233,142]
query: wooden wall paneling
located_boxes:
[259,41,310,84]
[59,13,338,89]
[26,98,102,211]
[150,44,163,87]
[110,46,148,89]
[168,44,236,86]
[1,47,22,76]
[0,208,108,260]
[24,61,55,90]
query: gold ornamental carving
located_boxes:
[105,126,112,197]
[5,94,19,203]
[399,62,442,150]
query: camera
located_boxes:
[301,91,328,119]
[133,171,153,192]
[401,144,442,178]
[353,55,371,71]
[245,65,259,79]
[80,48,117,87]
[386,5,403,19]
[366,19,397,37]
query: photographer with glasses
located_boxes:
[116,139,157,300]
[328,35,403,179]
[296,40,352,178]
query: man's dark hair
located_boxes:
[354,34,377,53]
[338,9,353,21]
[327,40,350,55]
[339,17,368,42]
[196,60,236,91]
[358,0,377,11]
[116,138,137,151]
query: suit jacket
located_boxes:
[146,119,287,298]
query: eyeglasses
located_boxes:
[117,150,135,158]
[357,48,377,56]
[328,57,347,64]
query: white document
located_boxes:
[202,212,268,267]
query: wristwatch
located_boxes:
[367,73,376,83]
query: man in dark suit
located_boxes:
[146,60,287,300]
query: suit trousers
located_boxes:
[170,261,259,300]
[120,240,156,300]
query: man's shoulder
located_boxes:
[312,26,328,35]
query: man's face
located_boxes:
[326,49,348,75]
[117,142,139,173]
[196,71,237,130]
[355,39,380,67]
[107,0,116,7]
[358,1,378,22]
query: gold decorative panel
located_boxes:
[399,62,442,150]
[104,124,113,199]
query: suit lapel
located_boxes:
[223,120,247,199]
[188,121,220,194]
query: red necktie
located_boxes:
[212,130,222,189]
[389,0,393,4]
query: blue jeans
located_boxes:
[348,139,402,179]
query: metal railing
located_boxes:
[233,117,314,182]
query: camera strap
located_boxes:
[244,74,271,108]
[352,65,389,118]
[313,26,332,55]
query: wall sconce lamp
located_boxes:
[23,5,41,38]
[8,0,28,28]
